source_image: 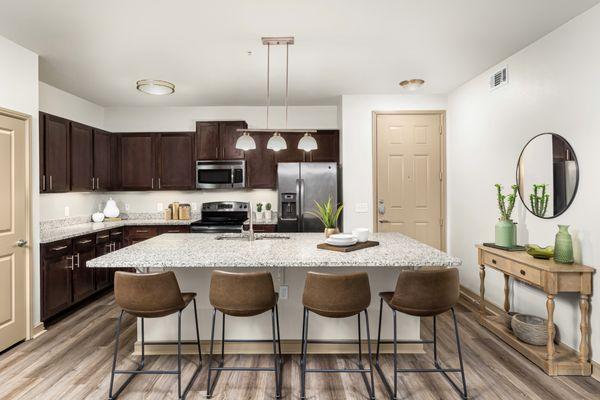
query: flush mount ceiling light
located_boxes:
[399,79,425,91]
[237,36,317,152]
[136,79,175,95]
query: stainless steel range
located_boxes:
[190,201,249,233]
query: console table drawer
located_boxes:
[511,263,541,286]
[482,252,510,274]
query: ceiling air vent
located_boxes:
[490,66,508,90]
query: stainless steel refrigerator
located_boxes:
[277,162,339,232]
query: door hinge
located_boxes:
[440,218,444,227]
[439,171,443,181]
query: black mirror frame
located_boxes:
[515,132,579,219]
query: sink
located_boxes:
[216,233,290,240]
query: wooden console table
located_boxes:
[476,244,594,376]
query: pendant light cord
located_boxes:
[266,43,271,129]
[285,43,289,130]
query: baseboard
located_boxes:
[592,361,600,382]
[31,322,46,339]
[134,340,424,356]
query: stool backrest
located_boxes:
[391,268,459,316]
[209,270,276,314]
[114,271,184,314]
[302,272,371,315]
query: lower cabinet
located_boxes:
[72,235,96,302]
[41,240,73,321]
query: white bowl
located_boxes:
[352,228,369,242]
[326,237,357,247]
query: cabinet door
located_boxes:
[93,129,111,191]
[246,133,277,189]
[195,122,219,160]
[120,133,156,190]
[308,131,339,162]
[39,112,46,192]
[72,248,96,302]
[158,133,195,190]
[276,132,307,163]
[43,114,70,192]
[41,255,72,321]
[219,121,247,160]
[110,133,122,190]
[94,243,111,290]
[70,122,94,191]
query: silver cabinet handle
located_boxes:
[67,255,74,270]
[136,229,149,233]
[16,239,28,247]
[77,239,92,244]
[158,178,161,189]
[111,231,122,235]
[96,177,100,190]
[92,177,95,190]
[49,175,53,191]
[42,175,46,191]
[75,253,80,268]
[151,177,154,189]
[51,245,68,251]
[215,147,218,159]
[97,234,109,239]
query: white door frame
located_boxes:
[0,107,34,342]
[371,110,447,250]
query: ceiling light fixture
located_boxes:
[237,36,316,152]
[235,132,256,151]
[136,79,175,95]
[399,79,425,91]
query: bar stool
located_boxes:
[206,270,282,399]
[375,268,467,400]
[300,271,375,400]
[109,271,202,400]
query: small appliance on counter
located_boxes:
[190,201,249,233]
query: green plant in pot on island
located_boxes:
[529,184,550,218]
[494,184,518,248]
[307,196,344,238]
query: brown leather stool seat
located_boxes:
[300,272,375,400]
[206,270,282,399]
[374,268,467,400]
[109,271,202,400]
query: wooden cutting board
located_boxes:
[317,240,380,252]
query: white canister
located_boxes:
[352,228,369,243]
[103,197,120,218]
[92,212,105,223]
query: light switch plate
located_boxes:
[64,206,70,217]
[355,203,369,213]
[157,202,163,211]
[279,285,289,300]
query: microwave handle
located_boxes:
[231,168,235,188]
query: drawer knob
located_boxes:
[492,259,497,264]
[520,269,526,276]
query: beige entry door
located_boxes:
[0,111,29,351]
[375,112,443,248]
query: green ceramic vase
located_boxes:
[495,219,516,248]
[554,225,574,264]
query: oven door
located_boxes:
[196,161,246,189]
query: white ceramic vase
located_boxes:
[92,212,105,223]
[103,197,120,218]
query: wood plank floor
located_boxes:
[0,293,598,399]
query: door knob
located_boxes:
[16,239,28,247]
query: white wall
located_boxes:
[339,94,447,231]
[447,4,600,362]
[0,36,40,322]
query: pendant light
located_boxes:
[237,37,316,152]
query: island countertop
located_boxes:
[86,232,461,269]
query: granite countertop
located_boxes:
[86,232,462,269]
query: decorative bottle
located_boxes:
[554,225,574,264]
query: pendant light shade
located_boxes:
[235,132,256,151]
[267,132,287,151]
[298,133,318,152]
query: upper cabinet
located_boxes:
[196,121,247,160]
[119,133,156,190]
[246,133,277,189]
[93,129,112,191]
[276,133,307,163]
[308,131,339,162]
[40,113,70,192]
[157,132,195,190]
[70,122,94,191]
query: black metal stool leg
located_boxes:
[300,308,309,400]
[108,310,124,399]
[206,308,217,399]
[357,313,362,365]
[364,309,376,400]
[433,315,439,368]
[271,308,282,399]
[393,309,398,400]
[376,297,383,363]
[193,299,202,368]
[221,312,225,364]
[275,304,282,359]
[177,310,182,399]
[452,307,468,399]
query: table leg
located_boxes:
[579,294,589,363]
[479,265,486,319]
[546,294,555,360]
[503,274,510,313]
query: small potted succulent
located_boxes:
[529,184,549,218]
[495,184,518,248]
[307,196,344,238]
[265,202,273,221]
[256,202,264,221]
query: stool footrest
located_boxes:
[377,339,434,344]
[114,369,179,375]
[306,368,373,373]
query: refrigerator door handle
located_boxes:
[296,178,302,231]
[300,178,305,230]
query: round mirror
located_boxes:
[516,133,579,219]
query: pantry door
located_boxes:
[0,109,31,352]
[374,112,445,249]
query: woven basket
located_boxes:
[511,314,556,346]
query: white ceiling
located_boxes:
[0,0,598,107]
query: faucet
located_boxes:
[246,202,255,242]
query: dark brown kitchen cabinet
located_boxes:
[40,113,70,192]
[308,131,339,162]
[71,235,96,302]
[41,240,73,320]
[158,133,195,190]
[93,129,112,191]
[70,122,94,191]
[276,132,307,163]
[120,133,156,190]
[195,121,247,160]
[124,226,158,246]
[246,133,277,189]
[158,225,191,234]
[94,240,111,291]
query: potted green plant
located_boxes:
[265,202,272,221]
[307,196,344,237]
[529,184,550,218]
[495,184,518,248]
[256,202,264,221]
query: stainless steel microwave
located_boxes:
[196,160,246,189]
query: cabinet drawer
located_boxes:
[158,225,190,234]
[73,234,95,252]
[110,228,123,240]
[482,252,511,274]
[42,239,73,258]
[511,263,542,286]
[96,231,111,244]
[126,226,158,238]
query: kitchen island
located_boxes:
[87,232,461,354]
